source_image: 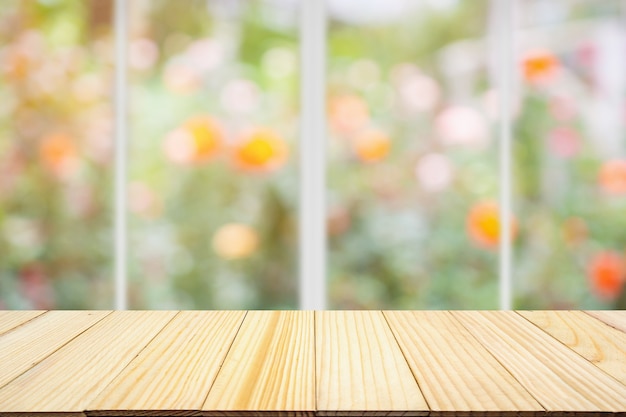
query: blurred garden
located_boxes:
[0,0,625,310]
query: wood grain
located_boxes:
[519,310,626,386]
[454,311,626,413]
[585,310,626,334]
[316,311,428,417]
[202,311,315,417]
[88,311,245,416]
[0,311,47,336]
[384,311,543,416]
[0,311,176,415]
[0,310,109,390]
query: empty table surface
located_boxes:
[0,310,625,417]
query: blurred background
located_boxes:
[1,0,625,310]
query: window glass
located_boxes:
[326,0,499,308]
[128,0,299,308]
[0,0,113,309]
[514,0,626,309]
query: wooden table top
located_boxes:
[0,310,625,417]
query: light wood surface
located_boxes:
[0,310,625,417]
[0,311,176,414]
[454,311,626,413]
[0,310,110,390]
[202,311,315,416]
[89,311,246,416]
[316,311,428,416]
[384,311,543,416]
[519,310,626,386]
[0,310,46,336]
[586,310,626,333]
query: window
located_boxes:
[1,0,624,310]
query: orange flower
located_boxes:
[184,116,223,162]
[599,160,626,195]
[212,223,259,260]
[233,128,288,172]
[352,130,390,163]
[467,201,517,249]
[587,251,625,301]
[329,94,369,133]
[39,133,78,177]
[163,116,223,165]
[522,49,559,84]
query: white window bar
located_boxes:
[113,0,128,310]
[491,0,514,310]
[299,0,327,310]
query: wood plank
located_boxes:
[454,311,626,413]
[585,310,626,334]
[88,311,246,416]
[201,311,315,417]
[316,311,428,417]
[384,311,543,416]
[0,310,109,390]
[0,310,47,336]
[519,310,626,386]
[0,311,177,416]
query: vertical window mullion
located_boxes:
[491,0,514,310]
[113,0,128,310]
[299,0,327,310]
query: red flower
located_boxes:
[587,251,625,301]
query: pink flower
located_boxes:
[436,106,488,149]
[415,153,454,192]
[548,127,580,158]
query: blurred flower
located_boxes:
[185,38,224,73]
[466,201,517,249]
[220,79,261,114]
[548,127,580,158]
[549,96,577,121]
[522,49,560,85]
[352,129,390,163]
[2,48,31,80]
[436,106,488,148]
[562,217,587,246]
[212,223,259,260]
[232,128,288,172]
[599,159,626,195]
[163,62,201,94]
[395,72,440,113]
[130,38,159,71]
[72,73,106,103]
[329,94,369,134]
[39,133,80,179]
[576,41,596,68]
[415,153,454,192]
[1,31,45,80]
[19,263,53,309]
[262,47,297,79]
[587,251,625,301]
[163,116,223,165]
